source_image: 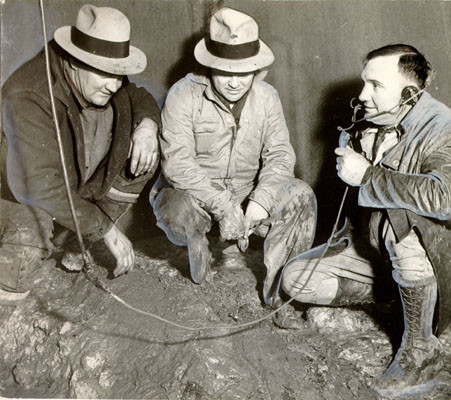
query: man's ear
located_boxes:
[400,86,420,106]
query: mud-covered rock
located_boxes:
[1,234,451,399]
[307,306,381,333]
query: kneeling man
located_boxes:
[151,7,316,303]
[1,5,161,303]
[282,44,451,396]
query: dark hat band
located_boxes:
[71,27,130,58]
[206,37,260,60]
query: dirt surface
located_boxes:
[1,228,451,400]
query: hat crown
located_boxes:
[76,4,130,43]
[193,7,274,73]
[210,7,259,45]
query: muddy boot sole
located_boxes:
[367,377,451,399]
[187,233,212,284]
[0,288,30,306]
[273,309,310,330]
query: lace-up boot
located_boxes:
[372,277,443,398]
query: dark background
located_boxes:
[2,0,451,236]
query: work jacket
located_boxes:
[1,40,161,242]
[341,92,451,335]
[159,72,296,219]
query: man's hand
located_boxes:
[103,225,135,277]
[244,200,269,235]
[335,147,371,187]
[219,200,245,241]
[237,200,269,252]
[128,118,159,176]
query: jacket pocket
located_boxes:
[242,116,264,153]
[193,118,220,154]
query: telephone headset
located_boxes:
[365,85,423,119]
[357,52,435,123]
[400,85,421,106]
[340,84,426,130]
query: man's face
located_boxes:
[358,55,413,126]
[71,63,123,106]
[211,70,254,103]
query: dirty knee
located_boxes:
[155,190,208,228]
[291,179,316,202]
[282,266,339,305]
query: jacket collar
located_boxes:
[48,41,74,106]
[190,72,229,112]
[399,91,432,135]
[379,92,432,169]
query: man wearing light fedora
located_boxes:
[150,7,317,302]
[0,4,160,304]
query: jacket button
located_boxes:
[393,160,400,167]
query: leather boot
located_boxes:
[186,230,212,284]
[271,296,310,331]
[274,277,376,330]
[330,277,375,306]
[0,243,46,305]
[371,278,443,397]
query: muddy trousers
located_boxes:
[281,220,435,305]
[151,178,317,302]
[0,199,54,291]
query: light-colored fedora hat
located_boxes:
[194,7,274,73]
[54,4,146,75]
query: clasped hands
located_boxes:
[128,117,159,176]
[219,199,269,244]
[335,146,371,187]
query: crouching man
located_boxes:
[281,44,451,397]
[150,7,316,303]
[0,4,161,304]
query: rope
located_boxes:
[38,0,92,270]
[38,0,348,332]
[98,187,349,331]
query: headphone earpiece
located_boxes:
[401,86,419,106]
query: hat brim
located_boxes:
[194,38,274,73]
[54,26,147,75]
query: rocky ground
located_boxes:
[1,219,450,400]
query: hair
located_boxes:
[364,44,433,89]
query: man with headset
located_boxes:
[281,44,451,396]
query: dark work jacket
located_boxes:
[341,92,451,336]
[1,40,161,242]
